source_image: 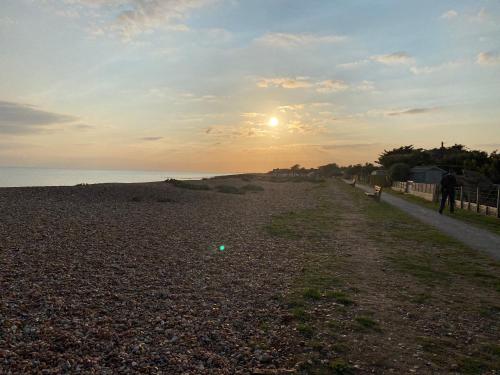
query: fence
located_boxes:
[455,185,500,218]
[391,181,439,202]
[392,181,500,218]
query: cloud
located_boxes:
[255,32,346,48]
[140,136,163,141]
[410,61,462,75]
[257,77,313,89]
[337,59,370,69]
[355,80,375,92]
[316,80,349,93]
[73,123,95,130]
[0,101,77,134]
[441,10,458,19]
[55,0,216,39]
[476,52,500,66]
[371,52,414,65]
[386,107,438,116]
[257,77,349,93]
[321,143,379,150]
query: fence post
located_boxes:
[460,186,464,209]
[476,187,480,213]
[497,187,500,219]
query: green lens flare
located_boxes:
[219,245,225,251]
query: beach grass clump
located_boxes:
[240,184,264,192]
[165,178,211,191]
[215,184,244,194]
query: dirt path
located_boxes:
[355,183,500,260]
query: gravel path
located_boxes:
[355,183,500,260]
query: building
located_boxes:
[409,166,446,184]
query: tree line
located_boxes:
[272,144,500,184]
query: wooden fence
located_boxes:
[392,181,500,218]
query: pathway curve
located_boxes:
[354,183,500,260]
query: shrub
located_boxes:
[389,163,411,182]
[215,185,243,194]
[240,184,264,192]
[165,179,211,191]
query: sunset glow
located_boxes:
[268,117,280,128]
[0,1,499,173]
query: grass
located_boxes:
[337,182,500,290]
[265,197,338,239]
[265,189,355,372]
[267,176,326,183]
[165,178,211,191]
[416,336,500,374]
[214,184,264,194]
[354,316,380,332]
[386,189,500,236]
[324,291,354,305]
[215,184,243,194]
[240,184,264,192]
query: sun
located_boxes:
[268,117,279,127]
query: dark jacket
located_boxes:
[441,174,457,192]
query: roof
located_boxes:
[410,166,446,172]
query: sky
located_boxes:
[1,0,500,173]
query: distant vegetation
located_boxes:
[376,144,500,183]
[216,184,265,194]
[270,144,500,184]
[165,179,211,190]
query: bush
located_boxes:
[165,179,211,190]
[215,185,243,194]
[389,163,411,182]
[240,184,264,192]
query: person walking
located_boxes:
[439,172,457,214]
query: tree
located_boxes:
[318,163,342,177]
[389,163,411,182]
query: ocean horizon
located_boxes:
[0,166,224,188]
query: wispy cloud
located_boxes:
[257,77,349,93]
[140,136,163,141]
[0,101,77,134]
[255,32,346,48]
[441,10,458,19]
[476,52,500,66]
[54,0,216,40]
[316,80,349,93]
[410,61,462,75]
[256,77,312,89]
[371,52,414,65]
[337,59,370,69]
[386,107,438,116]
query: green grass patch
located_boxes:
[215,184,243,194]
[297,323,314,337]
[325,291,354,305]
[354,316,380,332]
[240,184,264,192]
[328,359,354,374]
[265,202,338,240]
[303,287,322,300]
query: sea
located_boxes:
[0,167,222,188]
